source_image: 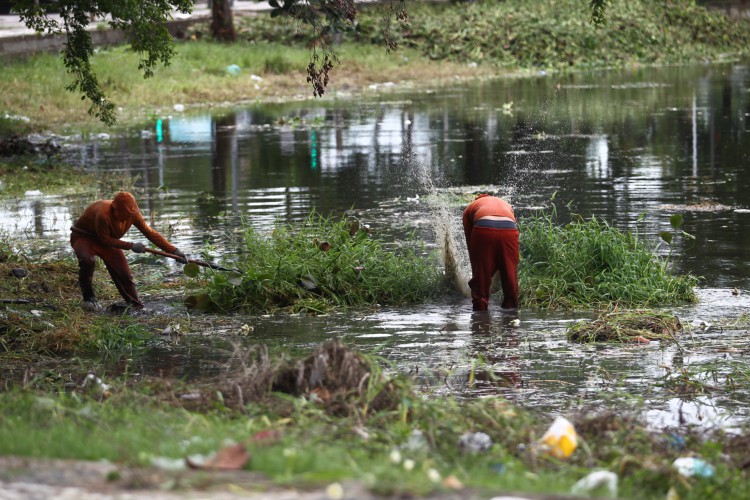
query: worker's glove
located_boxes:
[172,248,188,264]
[131,242,146,253]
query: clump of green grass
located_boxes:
[518,212,698,309]
[566,310,682,343]
[192,211,444,314]
[0,114,33,138]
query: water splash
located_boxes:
[402,143,472,297]
[432,202,471,297]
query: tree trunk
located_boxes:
[211,0,236,42]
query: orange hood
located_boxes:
[111,192,140,221]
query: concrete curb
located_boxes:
[0,2,272,58]
[0,17,206,58]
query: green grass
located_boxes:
[238,0,750,68]
[518,211,698,309]
[0,155,132,198]
[0,39,454,131]
[4,0,747,132]
[191,211,444,314]
[1,339,749,499]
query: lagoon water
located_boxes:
[3,62,750,429]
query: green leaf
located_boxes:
[183,262,200,277]
[669,214,683,229]
[659,231,673,244]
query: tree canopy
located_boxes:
[11,0,607,126]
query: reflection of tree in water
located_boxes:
[194,114,237,226]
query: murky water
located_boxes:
[3,62,750,429]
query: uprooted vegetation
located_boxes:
[188,212,444,314]
[518,211,698,309]
[215,340,403,417]
[566,310,683,343]
[0,255,174,354]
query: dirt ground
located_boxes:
[0,456,573,500]
[0,456,372,500]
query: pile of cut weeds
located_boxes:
[567,310,682,343]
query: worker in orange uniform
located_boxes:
[70,192,187,310]
[462,194,519,311]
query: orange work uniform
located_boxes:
[462,194,520,311]
[70,192,178,309]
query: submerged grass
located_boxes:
[193,211,444,314]
[1,341,749,499]
[0,154,134,198]
[518,211,698,309]
[566,310,683,343]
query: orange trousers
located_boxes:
[467,226,519,311]
[70,234,144,308]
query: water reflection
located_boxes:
[3,63,749,287]
[3,63,750,429]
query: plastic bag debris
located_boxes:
[404,429,428,452]
[150,456,187,471]
[459,431,493,453]
[226,64,241,76]
[571,470,618,498]
[690,318,712,330]
[540,416,578,459]
[81,373,109,392]
[673,457,715,478]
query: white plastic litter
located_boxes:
[673,457,715,478]
[571,470,618,498]
[459,431,493,453]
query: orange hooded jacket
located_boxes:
[71,192,177,253]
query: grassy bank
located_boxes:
[0,41,487,132]
[1,0,748,132]
[0,154,133,197]
[1,341,748,499]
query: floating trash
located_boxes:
[539,416,578,459]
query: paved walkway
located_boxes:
[0,1,272,55]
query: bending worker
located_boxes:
[462,194,520,311]
[70,191,186,310]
